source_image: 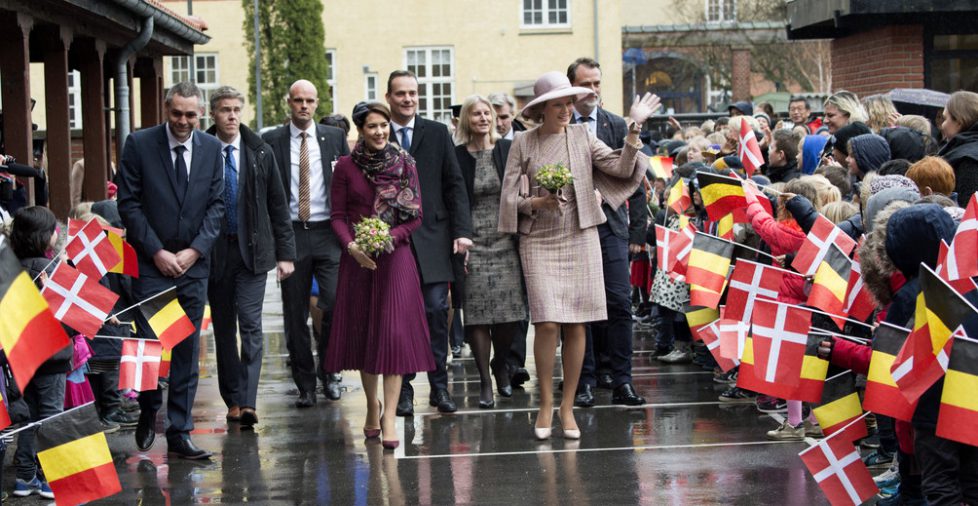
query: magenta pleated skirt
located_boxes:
[325,244,435,375]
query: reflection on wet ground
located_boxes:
[2,323,829,504]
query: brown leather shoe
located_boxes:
[226,406,241,421]
[240,408,258,427]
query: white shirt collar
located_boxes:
[165,123,194,151]
[220,134,241,152]
[289,122,317,140]
[391,116,416,132]
[573,108,599,124]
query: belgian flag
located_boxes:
[138,288,195,350]
[686,305,720,340]
[864,323,918,422]
[649,156,674,180]
[687,232,734,309]
[737,332,829,403]
[807,243,852,326]
[919,263,977,358]
[106,230,139,278]
[813,371,867,438]
[937,335,978,447]
[666,177,691,214]
[36,403,121,505]
[0,245,70,389]
[696,172,747,221]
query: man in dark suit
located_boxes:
[568,58,648,407]
[386,70,473,415]
[205,86,296,427]
[116,81,225,459]
[262,80,350,408]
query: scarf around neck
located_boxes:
[350,140,422,226]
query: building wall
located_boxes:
[831,25,924,97]
[160,0,625,134]
[619,0,674,25]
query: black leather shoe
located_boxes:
[429,389,457,413]
[597,372,615,390]
[295,391,316,408]
[135,411,156,451]
[490,358,513,398]
[574,384,595,408]
[167,435,213,460]
[396,390,414,417]
[510,367,530,388]
[324,377,342,401]
[612,383,646,406]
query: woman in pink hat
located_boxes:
[498,71,659,440]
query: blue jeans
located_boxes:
[15,372,66,480]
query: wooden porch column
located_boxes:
[0,12,34,200]
[41,26,74,219]
[135,56,163,128]
[75,38,108,202]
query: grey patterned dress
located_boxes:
[462,150,528,325]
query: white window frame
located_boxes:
[68,70,81,129]
[364,72,379,102]
[166,53,220,129]
[404,47,455,124]
[705,0,736,23]
[326,49,337,113]
[520,0,571,28]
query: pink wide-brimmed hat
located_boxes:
[520,71,596,119]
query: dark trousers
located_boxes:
[582,223,634,388]
[281,223,340,394]
[15,372,65,480]
[87,363,121,416]
[136,274,206,439]
[209,237,268,409]
[506,320,529,369]
[405,282,449,392]
[915,426,978,505]
[655,306,691,350]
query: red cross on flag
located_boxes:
[667,223,697,281]
[792,214,857,277]
[799,418,879,506]
[944,193,978,281]
[936,239,978,296]
[119,339,162,392]
[751,299,812,387]
[654,225,674,272]
[738,118,764,177]
[724,259,789,322]
[697,320,741,372]
[41,263,119,337]
[65,218,121,280]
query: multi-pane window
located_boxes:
[167,53,219,128]
[706,0,736,22]
[405,47,454,124]
[522,0,570,27]
[68,70,81,129]
[365,73,378,101]
[326,49,337,113]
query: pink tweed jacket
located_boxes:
[497,123,647,234]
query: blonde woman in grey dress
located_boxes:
[454,95,528,409]
[499,72,659,440]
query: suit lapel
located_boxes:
[596,109,614,147]
[316,125,334,185]
[275,129,292,201]
[157,126,183,203]
[409,116,425,156]
[185,131,212,205]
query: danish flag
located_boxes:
[799,418,879,506]
[944,193,978,281]
[667,223,697,281]
[738,119,764,177]
[792,214,857,277]
[724,260,788,322]
[65,218,121,280]
[936,239,978,296]
[41,263,119,337]
[697,320,740,372]
[119,339,162,392]
[751,299,812,386]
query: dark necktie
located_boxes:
[400,127,412,152]
[298,132,311,222]
[173,145,188,196]
[224,145,238,233]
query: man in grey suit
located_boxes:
[386,70,473,416]
[206,86,295,427]
[568,58,649,408]
[117,81,225,459]
[262,80,350,408]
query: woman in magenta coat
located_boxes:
[325,101,434,450]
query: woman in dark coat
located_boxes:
[937,90,978,207]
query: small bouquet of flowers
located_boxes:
[534,162,574,195]
[354,217,394,256]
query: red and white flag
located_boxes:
[65,218,121,280]
[799,417,879,506]
[843,251,876,322]
[717,317,748,361]
[738,118,764,177]
[41,263,119,337]
[936,239,978,296]
[654,225,675,272]
[668,223,697,281]
[697,321,740,372]
[751,299,812,386]
[119,339,162,392]
[724,260,787,322]
[792,215,857,276]
[944,193,978,281]
[890,321,955,404]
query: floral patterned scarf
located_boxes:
[350,140,422,226]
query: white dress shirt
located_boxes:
[573,108,599,135]
[391,116,416,149]
[165,123,194,176]
[288,122,329,221]
[502,128,515,141]
[220,134,242,185]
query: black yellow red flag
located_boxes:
[36,403,122,505]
